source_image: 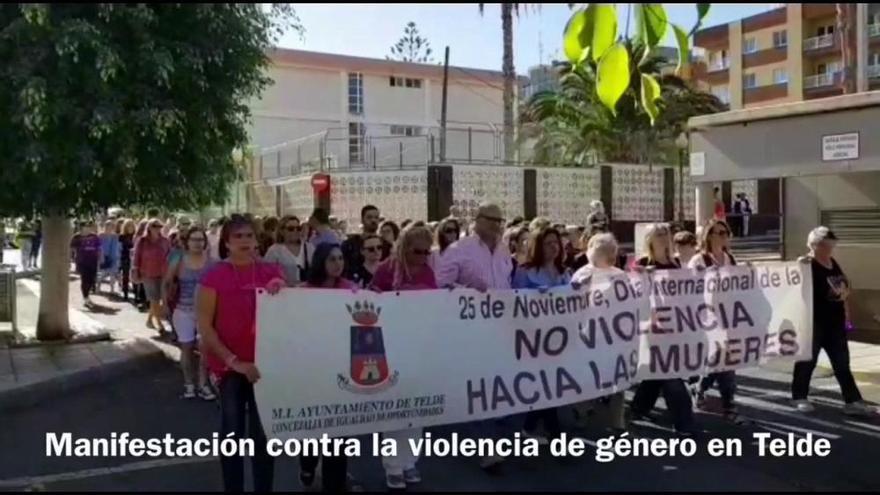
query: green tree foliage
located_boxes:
[563,3,711,122]
[387,21,433,63]
[0,4,301,339]
[521,43,726,167]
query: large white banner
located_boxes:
[255,262,812,440]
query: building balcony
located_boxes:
[804,72,839,89]
[869,65,880,79]
[708,60,730,72]
[803,34,835,51]
[870,24,880,38]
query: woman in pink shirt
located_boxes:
[197,214,285,493]
[133,218,172,336]
[370,223,436,489]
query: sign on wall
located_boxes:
[822,132,860,162]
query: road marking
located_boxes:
[751,419,840,439]
[734,395,880,440]
[0,456,217,489]
[19,278,107,336]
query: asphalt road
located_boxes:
[1,360,878,492]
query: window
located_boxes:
[870,52,880,65]
[743,73,757,89]
[348,72,363,115]
[773,30,787,48]
[743,37,757,54]
[773,68,788,84]
[711,85,730,104]
[818,25,835,36]
[349,122,365,163]
[390,76,422,89]
[390,125,422,137]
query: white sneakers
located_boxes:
[843,401,876,417]
[793,399,877,417]
[792,399,815,413]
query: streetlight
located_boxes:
[675,132,689,223]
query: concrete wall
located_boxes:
[785,171,880,331]
[691,103,880,183]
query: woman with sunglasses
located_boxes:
[298,242,359,492]
[198,214,286,493]
[264,215,310,287]
[165,226,215,401]
[688,219,741,422]
[512,226,570,445]
[350,233,383,288]
[429,217,460,272]
[133,218,172,336]
[370,224,437,490]
[630,224,696,435]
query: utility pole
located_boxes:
[440,46,449,163]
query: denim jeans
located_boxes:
[218,372,274,493]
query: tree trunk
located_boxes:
[501,3,516,164]
[36,213,72,341]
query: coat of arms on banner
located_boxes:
[338,301,399,394]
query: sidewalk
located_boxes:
[1,266,181,412]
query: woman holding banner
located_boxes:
[512,226,571,444]
[370,223,437,490]
[571,233,627,431]
[791,227,874,416]
[299,243,359,492]
[197,214,286,493]
[630,224,696,435]
[688,219,741,422]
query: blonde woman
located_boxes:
[571,233,627,431]
[688,219,739,420]
[369,224,436,489]
[631,223,695,434]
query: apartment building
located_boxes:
[692,4,880,109]
[249,48,523,176]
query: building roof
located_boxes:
[268,47,528,85]
[688,90,880,130]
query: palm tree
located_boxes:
[478,3,523,164]
[520,42,726,167]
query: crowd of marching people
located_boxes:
[48,199,876,491]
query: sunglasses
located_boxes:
[364,246,382,253]
[479,215,505,224]
[444,228,459,235]
[410,248,431,256]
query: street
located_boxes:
[1,359,879,491]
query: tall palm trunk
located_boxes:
[36,212,72,341]
[501,3,516,163]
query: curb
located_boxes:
[0,338,175,414]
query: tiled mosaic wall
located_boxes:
[611,164,665,221]
[452,165,524,223]
[330,170,428,231]
[535,168,600,226]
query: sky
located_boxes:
[277,3,782,75]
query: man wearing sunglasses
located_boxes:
[341,204,391,278]
[435,202,512,472]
